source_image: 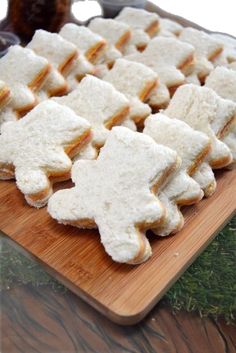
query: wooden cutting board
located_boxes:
[0,169,235,324]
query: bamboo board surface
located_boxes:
[0,169,235,324]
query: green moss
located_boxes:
[165,216,236,322]
[0,217,235,321]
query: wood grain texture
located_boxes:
[1,284,236,353]
[0,169,235,324]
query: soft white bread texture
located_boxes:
[27,29,77,72]
[0,45,49,121]
[103,58,157,125]
[116,7,159,51]
[211,33,236,63]
[205,67,236,165]
[88,18,131,51]
[205,66,236,102]
[48,126,179,264]
[0,100,91,207]
[60,23,106,64]
[66,55,95,90]
[158,18,183,37]
[126,37,194,90]
[27,30,78,98]
[192,163,216,197]
[147,83,170,110]
[116,7,159,36]
[179,27,223,61]
[179,27,223,82]
[144,113,210,235]
[103,58,157,100]
[165,84,233,169]
[53,75,129,156]
[124,29,150,52]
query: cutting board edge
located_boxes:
[2,206,235,325]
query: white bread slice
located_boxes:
[158,18,183,37]
[27,30,78,99]
[211,33,236,64]
[144,113,210,235]
[66,55,95,90]
[180,27,223,60]
[126,37,194,94]
[205,66,236,102]
[48,126,179,264]
[60,23,106,64]
[165,84,233,169]
[0,45,50,126]
[116,7,160,36]
[53,75,129,157]
[116,7,159,51]
[88,18,131,52]
[0,100,91,207]
[103,58,157,101]
[27,29,77,73]
[205,67,236,166]
[103,58,157,126]
[179,27,223,81]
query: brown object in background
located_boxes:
[6,0,72,40]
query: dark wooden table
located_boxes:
[1,233,235,353]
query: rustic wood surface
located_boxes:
[1,283,236,353]
[0,168,235,324]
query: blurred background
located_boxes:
[0,0,235,37]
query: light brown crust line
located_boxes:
[209,154,233,169]
[130,158,181,263]
[85,40,107,64]
[59,50,78,75]
[104,106,130,130]
[64,218,97,229]
[115,30,131,52]
[177,192,203,207]
[133,160,183,264]
[151,156,181,195]
[152,208,184,238]
[145,20,160,37]
[168,82,184,97]
[131,114,149,125]
[208,47,223,61]
[65,130,93,159]
[16,98,38,117]
[128,231,150,265]
[149,101,169,112]
[139,79,158,102]
[187,142,212,176]
[178,54,195,71]
[0,86,11,107]
[47,81,69,98]
[217,114,236,140]
[26,185,52,203]
[28,64,51,92]
[203,180,217,198]
[76,67,96,82]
